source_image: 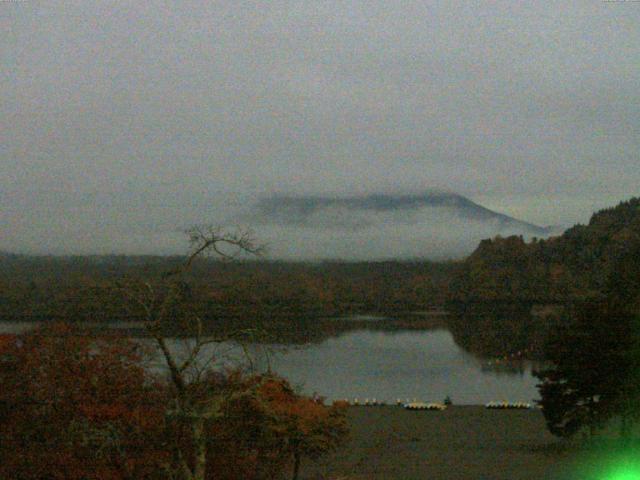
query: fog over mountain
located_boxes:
[244,192,557,260]
[0,188,558,261]
[3,2,638,258]
[255,192,552,232]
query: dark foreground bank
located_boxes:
[301,406,626,480]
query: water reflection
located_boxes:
[262,329,538,404]
[153,329,540,405]
[0,321,541,405]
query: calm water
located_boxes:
[251,329,538,405]
[0,322,540,405]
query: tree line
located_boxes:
[534,235,640,441]
[445,197,640,441]
[445,197,640,362]
[0,227,349,480]
[447,197,640,307]
[0,254,456,329]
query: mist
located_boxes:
[0,189,556,260]
[2,2,639,257]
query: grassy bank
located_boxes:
[301,406,628,480]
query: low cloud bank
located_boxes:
[240,193,555,260]
[1,191,557,260]
[252,207,551,261]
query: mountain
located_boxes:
[245,192,556,260]
[254,192,553,234]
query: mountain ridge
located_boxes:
[255,192,554,235]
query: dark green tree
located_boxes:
[534,299,640,439]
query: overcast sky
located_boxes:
[2,1,639,256]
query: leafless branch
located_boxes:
[115,224,266,480]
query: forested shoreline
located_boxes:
[1,198,638,359]
[0,256,455,330]
[444,198,640,359]
[447,198,640,306]
[1,198,639,477]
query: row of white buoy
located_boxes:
[338,399,533,410]
[485,401,532,409]
[339,398,448,409]
[403,402,447,411]
[344,398,387,406]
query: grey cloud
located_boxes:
[1,1,639,257]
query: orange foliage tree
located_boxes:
[0,324,348,480]
[0,322,168,479]
[0,227,350,479]
[256,377,349,480]
[164,372,348,480]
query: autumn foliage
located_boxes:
[255,378,349,480]
[0,323,348,480]
[180,374,348,480]
[0,323,167,479]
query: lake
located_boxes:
[0,321,540,405]
[261,329,539,404]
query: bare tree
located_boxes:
[120,226,265,480]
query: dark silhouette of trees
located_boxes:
[448,197,640,306]
[537,213,640,438]
[534,236,640,439]
[534,301,640,439]
[447,197,640,361]
[0,253,455,329]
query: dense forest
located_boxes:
[448,197,640,307]
[446,197,640,359]
[0,254,455,340]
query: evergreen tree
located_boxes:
[535,243,640,441]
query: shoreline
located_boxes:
[302,405,578,479]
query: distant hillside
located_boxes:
[447,197,640,307]
[255,192,553,234]
[248,192,555,260]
